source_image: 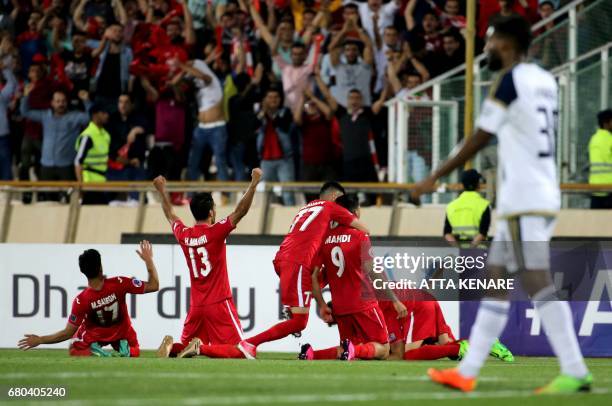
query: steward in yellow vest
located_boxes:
[74,103,111,204]
[588,109,612,209]
[444,169,491,247]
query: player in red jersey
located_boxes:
[18,241,160,357]
[237,182,370,359]
[153,168,262,359]
[300,194,408,361]
[379,290,470,361]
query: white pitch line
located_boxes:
[19,388,612,406]
[0,371,505,383]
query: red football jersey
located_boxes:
[314,225,377,315]
[68,276,145,343]
[172,217,235,306]
[275,200,355,267]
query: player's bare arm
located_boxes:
[365,259,407,319]
[349,218,370,235]
[411,129,493,202]
[18,323,78,351]
[153,176,180,224]
[136,240,160,293]
[228,168,263,226]
[311,266,333,323]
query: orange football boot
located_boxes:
[427,368,477,392]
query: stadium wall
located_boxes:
[4,206,612,243]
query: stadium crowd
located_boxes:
[0,0,561,205]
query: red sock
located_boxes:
[170,343,185,357]
[403,343,460,360]
[354,343,376,360]
[199,344,244,358]
[246,313,309,347]
[313,347,339,360]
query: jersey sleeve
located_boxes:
[68,296,86,327]
[476,70,516,134]
[209,216,236,240]
[171,219,189,241]
[123,277,147,295]
[328,202,356,226]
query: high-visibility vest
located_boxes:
[588,128,612,196]
[446,191,490,240]
[75,122,110,182]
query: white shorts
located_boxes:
[487,215,556,273]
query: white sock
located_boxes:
[533,286,589,379]
[458,299,510,378]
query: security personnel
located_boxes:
[588,109,612,209]
[74,103,111,204]
[444,169,491,247]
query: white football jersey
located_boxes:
[476,63,560,216]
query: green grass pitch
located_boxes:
[0,350,611,405]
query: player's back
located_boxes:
[73,276,140,330]
[275,199,355,268]
[172,217,235,307]
[317,225,377,315]
[483,62,560,215]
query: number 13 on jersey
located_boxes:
[189,247,212,278]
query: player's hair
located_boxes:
[190,192,215,221]
[492,15,532,53]
[320,181,345,198]
[597,109,612,128]
[335,194,360,214]
[79,249,102,279]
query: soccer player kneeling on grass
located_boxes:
[153,169,262,359]
[18,241,160,357]
[379,291,513,362]
[300,194,407,360]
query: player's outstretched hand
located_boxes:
[153,176,167,193]
[319,303,333,323]
[250,168,263,185]
[393,300,408,319]
[136,240,154,263]
[18,334,41,350]
[409,176,436,207]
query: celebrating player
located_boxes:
[153,168,262,359]
[412,15,592,393]
[380,290,512,362]
[237,182,370,359]
[301,194,406,361]
[18,241,160,357]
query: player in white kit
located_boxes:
[411,15,592,394]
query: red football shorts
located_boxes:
[411,300,455,342]
[274,260,312,308]
[180,299,244,346]
[335,305,388,345]
[69,324,140,356]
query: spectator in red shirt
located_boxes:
[256,86,295,205]
[293,75,338,183]
[405,2,442,54]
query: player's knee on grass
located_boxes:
[130,347,140,357]
[387,341,405,360]
[68,345,92,357]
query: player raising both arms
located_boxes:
[412,15,591,393]
[154,168,262,359]
[237,182,370,359]
[18,241,159,357]
[301,194,407,361]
